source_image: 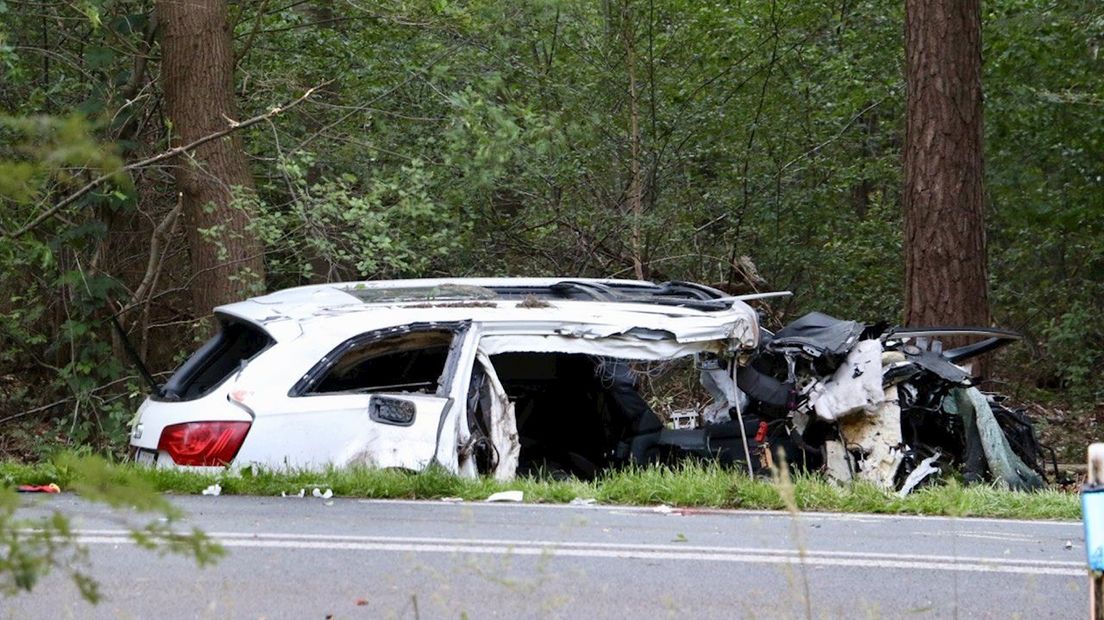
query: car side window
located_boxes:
[307,330,454,395]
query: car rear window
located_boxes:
[157,317,274,401]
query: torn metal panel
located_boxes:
[808,339,885,421]
[766,312,864,358]
[837,385,904,490]
[476,352,520,481]
[700,367,744,425]
[824,440,853,483]
[435,327,482,478]
[885,327,1022,364]
[898,345,973,385]
[897,451,941,497]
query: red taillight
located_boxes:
[157,421,251,466]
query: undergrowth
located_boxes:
[0,458,1080,520]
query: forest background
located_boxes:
[0,0,1100,461]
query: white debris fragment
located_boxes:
[810,339,886,421]
[1066,540,1074,550]
[651,504,675,515]
[281,488,306,498]
[440,497,464,503]
[569,497,597,506]
[201,483,222,496]
[837,384,904,490]
[312,488,333,499]
[896,452,942,497]
[485,490,523,503]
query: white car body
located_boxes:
[129,278,761,476]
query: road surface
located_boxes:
[6,495,1086,619]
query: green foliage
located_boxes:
[0,114,126,206]
[0,459,1080,521]
[984,0,1104,401]
[1040,301,1103,401]
[257,153,468,284]
[0,454,223,603]
[0,0,1100,458]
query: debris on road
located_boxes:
[485,490,523,503]
[201,483,222,496]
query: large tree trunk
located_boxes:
[903,0,991,374]
[159,0,265,317]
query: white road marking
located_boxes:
[71,529,1084,577]
[949,529,1042,538]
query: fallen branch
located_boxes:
[6,82,330,239]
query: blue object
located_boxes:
[1083,487,1104,571]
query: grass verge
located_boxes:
[0,459,1080,521]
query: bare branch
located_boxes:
[5,82,330,239]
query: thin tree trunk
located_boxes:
[903,0,991,374]
[623,0,644,280]
[159,0,265,317]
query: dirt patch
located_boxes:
[1029,400,1104,464]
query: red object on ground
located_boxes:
[17,483,61,493]
[754,421,768,443]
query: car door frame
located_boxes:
[255,320,474,471]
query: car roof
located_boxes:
[214,277,765,347]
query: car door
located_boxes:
[232,322,471,471]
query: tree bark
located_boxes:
[903,0,991,373]
[159,0,265,317]
[623,0,644,280]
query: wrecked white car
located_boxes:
[735,312,1050,492]
[129,278,762,479]
[129,277,1051,493]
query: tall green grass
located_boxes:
[1,460,1080,520]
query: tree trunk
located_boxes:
[903,0,991,374]
[623,0,644,280]
[159,0,265,317]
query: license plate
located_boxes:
[133,448,158,466]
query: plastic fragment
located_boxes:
[896,451,942,497]
[17,483,60,493]
[201,483,222,496]
[569,497,597,506]
[485,490,523,503]
[312,488,334,499]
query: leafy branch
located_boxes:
[5,82,330,239]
